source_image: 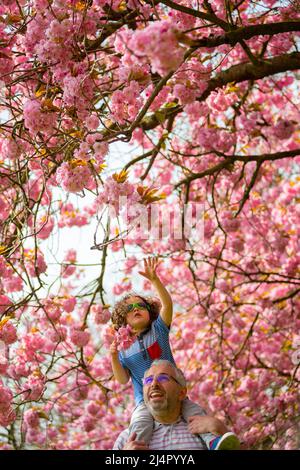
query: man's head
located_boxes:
[143,360,187,424]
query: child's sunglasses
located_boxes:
[125,302,150,313]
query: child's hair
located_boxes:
[111,292,161,330]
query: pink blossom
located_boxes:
[0,321,17,345]
[33,0,49,10]
[113,281,132,296]
[62,75,81,107]
[56,161,93,193]
[208,395,227,412]
[36,215,55,240]
[215,279,231,293]
[221,211,240,232]
[129,21,186,75]
[0,137,22,160]
[24,249,47,277]
[43,299,62,322]
[71,384,89,401]
[2,275,24,293]
[22,374,45,400]
[24,99,57,136]
[8,359,31,379]
[48,325,67,343]
[116,325,136,351]
[61,249,77,278]
[193,126,236,152]
[96,176,136,216]
[74,142,91,162]
[228,332,242,344]
[92,140,109,164]
[83,415,97,432]
[62,73,94,114]
[0,351,8,374]
[0,407,16,427]
[58,202,89,228]
[273,120,295,140]
[86,114,100,131]
[24,408,40,428]
[173,84,199,105]
[64,249,77,263]
[0,54,13,85]
[0,382,13,412]
[199,380,215,395]
[143,85,171,111]
[62,296,76,313]
[110,81,143,124]
[92,305,111,325]
[124,256,137,275]
[70,328,90,347]
[22,333,47,361]
[0,295,12,315]
[207,90,236,112]
[87,401,101,416]
[23,13,48,53]
[101,325,116,349]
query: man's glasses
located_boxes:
[126,302,149,313]
[143,373,182,386]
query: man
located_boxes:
[113,360,235,450]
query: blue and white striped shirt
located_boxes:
[118,316,176,405]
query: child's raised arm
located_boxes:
[139,257,173,327]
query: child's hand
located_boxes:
[109,340,118,356]
[138,256,160,282]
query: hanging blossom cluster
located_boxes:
[128,20,186,75]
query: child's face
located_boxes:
[125,296,150,333]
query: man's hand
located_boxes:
[188,416,228,436]
[123,432,149,450]
[138,257,160,282]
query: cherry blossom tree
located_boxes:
[0,0,299,450]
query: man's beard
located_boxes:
[145,396,168,414]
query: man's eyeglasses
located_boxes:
[143,373,182,386]
[126,302,149,313]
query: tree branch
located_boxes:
[175,148,300,187]
[121,52,300,136]
[199,52,300,102]
[189,21,300,48]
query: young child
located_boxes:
[110,257,240,450]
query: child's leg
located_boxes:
[182,398,240,450]
[129,401,154,444]
[182,397,220,449]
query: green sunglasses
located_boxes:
[126,302,150,313]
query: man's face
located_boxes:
[143,364,186,416]
[125,296,150,332]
